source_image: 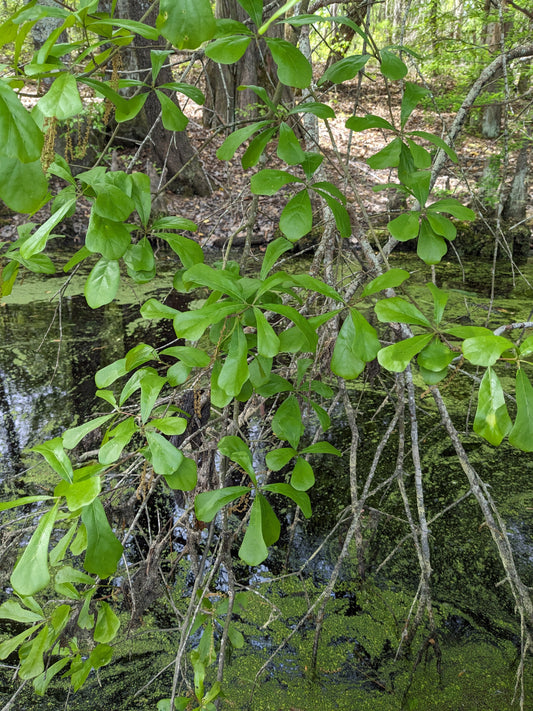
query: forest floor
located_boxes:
[0,72,530,254]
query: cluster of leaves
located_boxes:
[0,0,532,705]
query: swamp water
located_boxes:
[1,254,533,710]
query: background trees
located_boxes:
[0,0,532,709]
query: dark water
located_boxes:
[1,255,533,709]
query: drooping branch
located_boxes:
[430,43,533,190]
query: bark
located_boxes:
[115,0,211,196]
[502,138,531,223]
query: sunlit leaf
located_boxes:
[11,500,59,596]
[509,369,533,451]
[474,367,512,446]
[81,499,123,578]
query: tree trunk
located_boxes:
[202,0,292,129]
[480,0,512,139]
[502,138,531,223]
[115,0,211,196]
[325,1,373,68]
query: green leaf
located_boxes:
[239,496,268,566]
[164,456,197,491]
[218,435,256,482]
[266,447,297,471]
[91,18,159,40]
[19,624,49,679]
[254,307,280,357]
[346,114,395,132]
[11,500,59,596]
[300,442,341,456]
[367,137,402,169]
[183,263,243,299]
[155,89,188,131]
[173,302,240,340]
[375,296,431,327]
[279,189,312,241]
[146,431,184,476]
[509,369,533,451]
[141,298,179,320]
[20,197,76,259]
[63,415,114,450]
[416,337,454,372]
[277,122,305,165]
[378,334,433,372]
[380,48,407,79]
[139,370,166,424]
[85,213,132,260]
[462,334,514,366]
[84,258,120,309]
[258,494,280,546]
[263,483,312,518]
[36,73,82,120]
[150,416,187,436]
[331,308,380,380]
[195,486,250,522]
[0,495,53,513]
[130,171,152,227]
[242,126,277,168]
[238,83,276,112]
[160,345,210,367]
[260,237,293,279]
[94,602,120,644]
[33,657,71,696]
[265,37,312,89]
[218,327,249,397]
[519,335,533,358]
[318,54,370,85]
[400,82,428,128]
[93,186,135,222]
[30,437,73,483]
[0,80,43,162]
[236,0,262,26]
[426,282,448,325]
[289,101,335,119]
[426,212,456,240]
[0,624,43,663]
[95,358,127,388]
[158,233,204,268]
[56,472,102,511]
[216,120,271,161]
[0,600,44,623]
[290,457,314,491]
[251,168,303,196]
[205,35,252,63]
[362,268,411,297]
[0,157,48,213]
[49,522,78,566]
[98,417,136,465]
[316,191,351,238]
[474,367,512,446]
[406,138,432,169]
[272,395,303,449]
[417,218,448,264]
[157,0,215,49]
[409,130,458,163]
[81,499,123,578]
[427,198,476,220]
[258,0,299,34]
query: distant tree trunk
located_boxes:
[502,138,531,223]
[115,0,211,196]
[202,0,292,129]
[481,0,511,139]
[325,1,373,68]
